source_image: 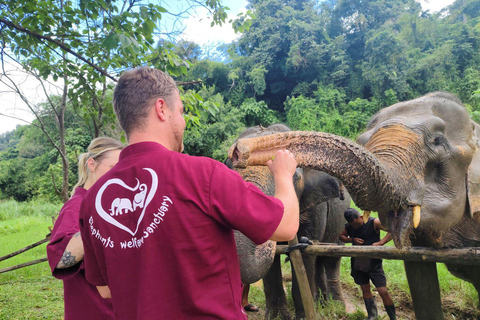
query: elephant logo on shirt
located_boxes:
[110,198,133,216]
[133,184,147,210]
[110,184,147,216]
[95,168,158,236]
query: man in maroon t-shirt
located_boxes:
[79,67,300,320]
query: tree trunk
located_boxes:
[59,74,69,203]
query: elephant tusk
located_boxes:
[413,206,421,228]
[363,211,371,223]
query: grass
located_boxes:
[0,200,479,319]
[0,199,64,320]
[245,256,479,320]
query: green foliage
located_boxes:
[3,0,480,201]
[183,86,245,160]
[235,0,333,109]
[361,27,411,102]
[0,198,61,221]
[456,67,480,110]
[248,64,267,96]
[0,102,94,201]
[1,0,233,201]
[183,59,231,93]
[240,98,279,127]
[285,86,375,139]
[0,158,33,201]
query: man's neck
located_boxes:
[128,131,172,151]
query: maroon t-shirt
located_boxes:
[79,142,284,320]
[47,187,114,320]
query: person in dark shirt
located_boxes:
[339,208,396,320]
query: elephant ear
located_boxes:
[467,121,480,221]
[300,169,341,222]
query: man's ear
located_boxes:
[154,98,168,121]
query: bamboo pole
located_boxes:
[287,236,316,320]
[0,234,51,262]
[276,244,480,266]
[0,257,48,274]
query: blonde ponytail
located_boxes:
[71,136,124,196]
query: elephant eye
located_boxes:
[433,136,443,146]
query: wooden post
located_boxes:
[0,234,51,262]
[0,257,48,274]
[288,235,316,320]
[276,244,480,266]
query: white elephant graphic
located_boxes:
[96,168,158,236]
[133,184,147,210]
[110,198,134,216]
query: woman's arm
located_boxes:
[56,232,84,269]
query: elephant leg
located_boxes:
[264,254,292,320]
[322,256,345,304]
[404,261,444,320]
[315,257,327,302]
[291,253,315,319]
[445,263,480,307]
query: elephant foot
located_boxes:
[294,311,306,320]
[265,307,292,320]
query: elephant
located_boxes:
[227,124,352,320]
[228,92,480,320]
[110,198,133,216]
[133,184,147,210]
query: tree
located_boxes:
[235,0,330,109]
[0,0,230,202]
[183,86,245,160]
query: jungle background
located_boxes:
[1,0,480,318]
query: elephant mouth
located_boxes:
[385,207,415,248]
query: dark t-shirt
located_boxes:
[47,188,114,320]
[79,142,284,320]
[345,217,382,266]
[345,217,380,246]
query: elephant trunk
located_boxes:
[229,131,404,212]
[228,130,425,248]
[234,231,276,284]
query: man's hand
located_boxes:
[352,238,364,245]
[373,232,393,246]
[266,149,297,179]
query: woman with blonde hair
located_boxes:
[47,136,124,320]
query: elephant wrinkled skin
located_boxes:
[228,124,351,320]
[229,92,480,320]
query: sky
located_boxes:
[0,0,456,135]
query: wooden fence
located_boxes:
[2,233,479,320]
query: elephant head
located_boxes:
[356,92,479,249]
[229,92,480,250]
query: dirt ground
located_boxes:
[245,281,416,320]
[244,281,480,320]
